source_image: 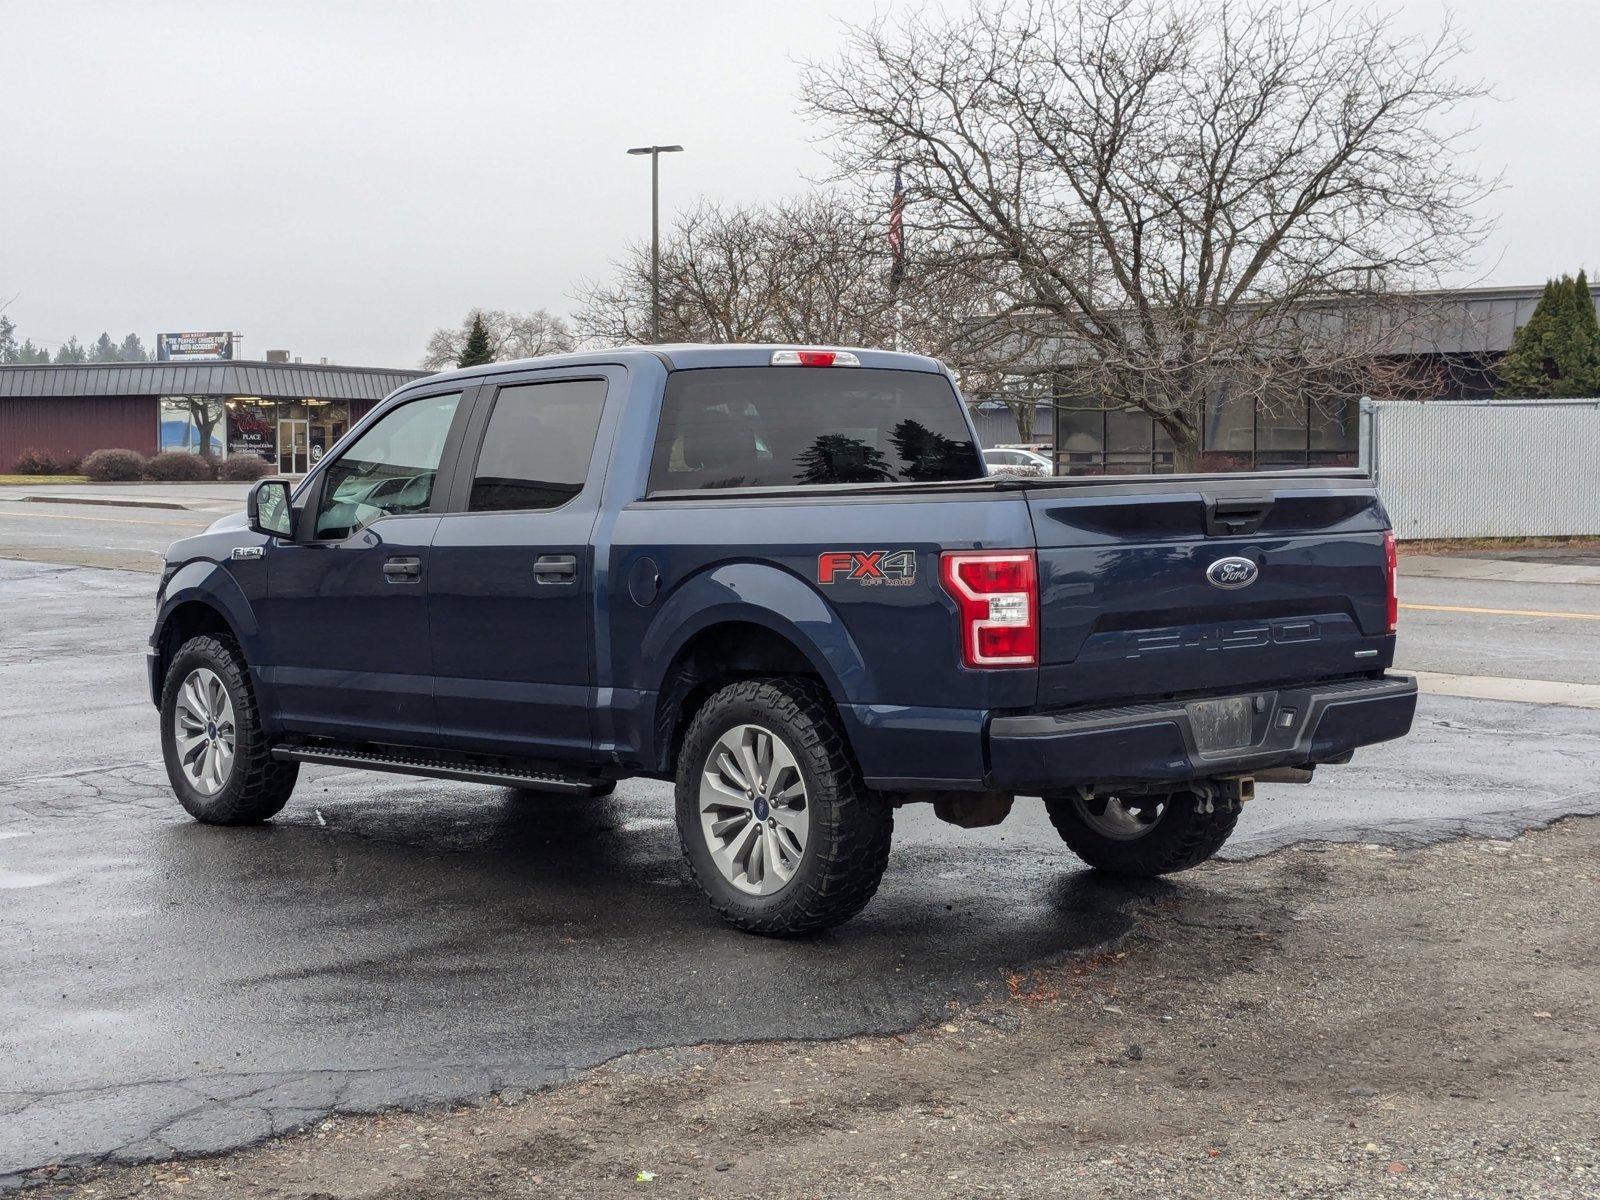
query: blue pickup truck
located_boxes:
[149,345,1416,934]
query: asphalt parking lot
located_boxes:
[2,485,1598,1187]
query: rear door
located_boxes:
[427,370,617,759]
[1025,474,1395,709]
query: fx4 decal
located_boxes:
[817,549,918,587]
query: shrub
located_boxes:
[143,451,217,482]
[13,448,65,475]
[81,448,147,482]
[218,455,275,482]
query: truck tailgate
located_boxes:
[1024,474,1394,709]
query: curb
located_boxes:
[15,495,192,512]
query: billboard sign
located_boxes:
[157,331,235,362]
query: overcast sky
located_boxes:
[2,0,1596,368]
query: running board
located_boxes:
[270,745,606,796]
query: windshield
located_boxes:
[648,367,985,491]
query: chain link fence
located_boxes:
[1361,397,1600,540]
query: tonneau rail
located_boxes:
[640,467,1372,503]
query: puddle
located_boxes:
[0,869,56,889]
[618,817,672,834]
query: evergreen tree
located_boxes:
[1498,272,1600,397]
[0,314,17,364]
[17,339,50,364]
[793,433,895,484]
[90,332,121,362]
[53,336,87,364]
[457,312,493,368]
[117,332,149,362]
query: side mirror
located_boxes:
[247,478,294,538]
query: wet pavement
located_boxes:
[3,554,1600,1183]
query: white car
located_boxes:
[982,447,1053,475]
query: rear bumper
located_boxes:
[986,673,1417,792]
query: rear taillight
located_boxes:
[1383,529,1398,634]
[940,551,1039,668]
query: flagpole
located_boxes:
[888,164,906,353]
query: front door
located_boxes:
[277,419,310,474]
[428,374,611,760]
[261,390,470,743]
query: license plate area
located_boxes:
[1187,695,1255,753]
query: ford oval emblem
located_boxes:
[1206,556,1259,590]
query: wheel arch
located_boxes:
[152,564,258,700]
[632,561,874,774]
[649,617,839,776]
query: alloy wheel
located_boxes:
[1071,792,1167,841]
[698,723,810,896]
[173,667,237,797]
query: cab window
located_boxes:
[314,392,461,539]
[648,368,984,491]
[467,379,607,512]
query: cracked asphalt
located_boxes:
[3,539,1599,1186]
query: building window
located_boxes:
[226,398,277,463]
[220,397,353,473]
[1052,403,1174,474]
[158,397,226,457]
[1050,385,1358,474]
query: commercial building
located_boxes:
[0,360,428,473]
[970,281,1600,473]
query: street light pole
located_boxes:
[627,144,683,343]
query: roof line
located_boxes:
[0,359,429,376]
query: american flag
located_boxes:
[888,165,906,293]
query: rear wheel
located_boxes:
[160,634,298,825]
[675,677,892,936]
[1043,789,1237,876]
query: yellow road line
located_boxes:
[0,509,208,529]
[1400,601,1600,622]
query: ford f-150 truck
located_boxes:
[149,345,1416,934]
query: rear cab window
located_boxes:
[647,367,985,492]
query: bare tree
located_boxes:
[573,195,1026,384]
[421,308,575,371]
[801,0,1492,468]
[575,202,785,344]
[574,198,881,346]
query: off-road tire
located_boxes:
[160,634,298,825]
[1043,790,1237,876]
[675,677,892,936]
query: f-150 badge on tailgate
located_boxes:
[818,549,917,586]
[1206,556,1259,590]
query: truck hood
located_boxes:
[206,509,250,534]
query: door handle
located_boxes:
[532,554,579,584]
[382,555,423,582]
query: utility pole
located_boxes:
[626,144,684,342]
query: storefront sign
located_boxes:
[157,331,235,362]
[227,405,275,461]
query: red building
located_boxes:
[0,360,429,473]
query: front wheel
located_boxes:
[160,634,298,825]
[1043,789,1237,876]
[675,677,893,936]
